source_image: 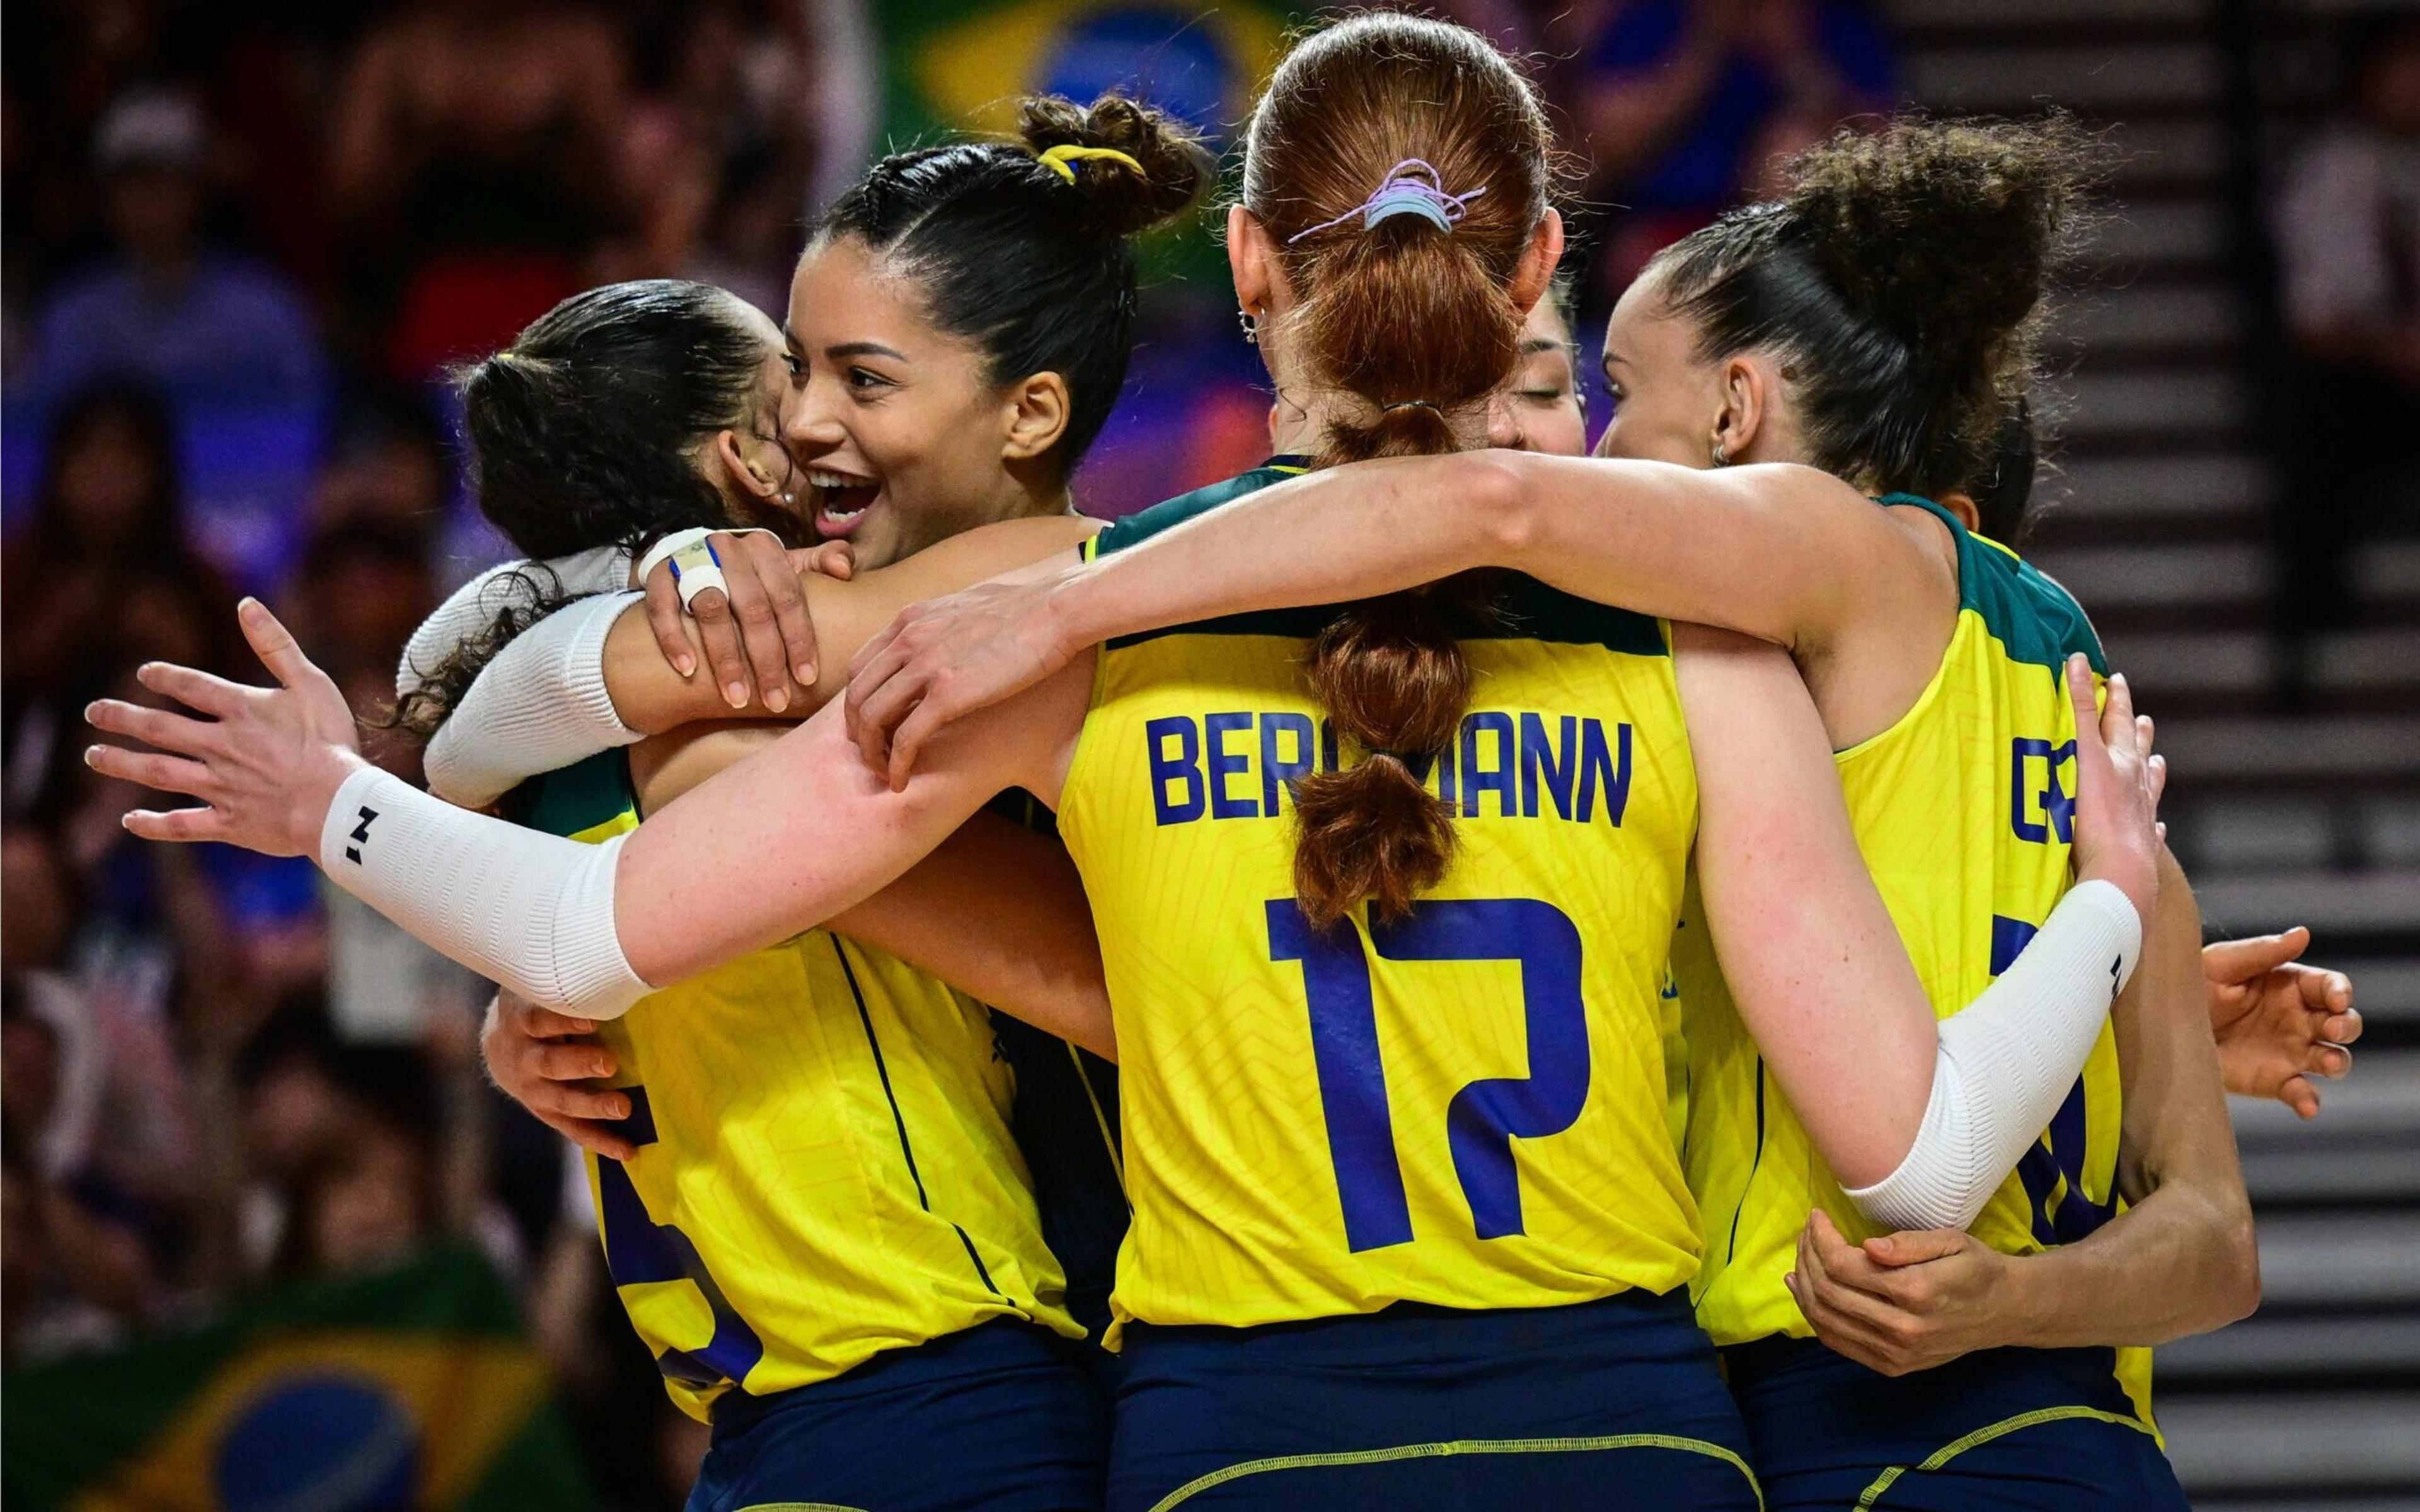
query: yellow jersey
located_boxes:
[509,752,1083,1421]
[1059,459,1703,1334]
[1678,495,2145,1414]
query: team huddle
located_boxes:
[84,14,2367,1512]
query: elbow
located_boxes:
[2214,1196,2262,1327]
[1463,451,1540,565]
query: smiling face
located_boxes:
[773,237,1044,569]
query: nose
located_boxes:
[780,376,846,454]
[1485,391,1526,452]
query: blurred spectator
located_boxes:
[2267,14,2420,704]
[25,89,326,415]
[1567,0,1896,293]
[2,382,238,818]
[311,391,456,544]
[619,0,823,317]
[328,0,630,378]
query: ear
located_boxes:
[1228,203,1281,319]
[713,428,783,503]
[1712,355,1772,464]
[1933,490,1984,532]
[1000,371,1072,463]
[1508,208,1566,319]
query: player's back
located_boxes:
[1059,459,1704,1333]
[1680,494,2134,1387]
[509,752,1082,1421]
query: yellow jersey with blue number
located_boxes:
[508,752,1082,1421]
[1059,459,1703,1333]
[1678,496,2146,1415]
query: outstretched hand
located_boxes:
[844,564,1084,789]
[84,598,364,858]
[2204,927,2359,1118]
[2063,658,2166,927]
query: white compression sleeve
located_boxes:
[421,591,644,808]
[396,546,633,700]
[1845,879,2144,1233]
[319,766,652,1018]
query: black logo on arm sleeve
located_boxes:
[344,806,379,864]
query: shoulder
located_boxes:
[1086,463,1305,560]
[1899,498,2105,675]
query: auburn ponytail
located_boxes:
[1242,14,1554,929]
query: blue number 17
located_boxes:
[1266,898,1590,1252]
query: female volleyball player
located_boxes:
[344,96,1202,1512]
[838,117,2235,1509]
[89,16,2169,1508]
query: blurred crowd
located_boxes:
[7,0,2410,1503]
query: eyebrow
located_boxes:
[1518,338,1564,357]
[826,341,909,363]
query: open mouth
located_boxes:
[807,467,882,539]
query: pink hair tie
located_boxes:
[1288,159,1488,244]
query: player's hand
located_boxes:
[846,564,1083,789]
[480,992,635,1160]
[2065,660,2165,927]
[640,532,848,714]
[2204,927,2358,1118]
[1786,1209,2011,1377]
[84,598,364,857]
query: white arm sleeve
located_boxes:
[396,546,633,700]
[1845,879,2143,1233]
[421,590,644,808]
[319,765,652,1018]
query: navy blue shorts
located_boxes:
[1726,1337,2186,1511]
[688,1319,1109,1512]
[1108,1289,1760,1511]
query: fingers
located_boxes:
[737,531,819,689]
[712,536,800,712]
[528,1040,619,1083]
[793,542,855,581]
[86,697,221,756]
[2321,1007,2363,1046]
[2308,1041,2354,1080]
[134,661,250,719]
[2278,1072,2322,1121]
[84,743,217,798]
[691,586,756,710]
[886,699,948,793]
[2098,666,2136,750]
[2204,929,2308,983]
[122,806,231,844]
[520,1005,600,1040]
[1862,1227,1967,1268]
[236,598,319,690]
[536,1111,638,1162]
[642,563,699,679]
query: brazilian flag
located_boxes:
[4,1247,593,1512]
[875,0,1301,289]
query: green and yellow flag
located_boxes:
[5,1247,593,1512]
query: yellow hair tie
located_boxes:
[1037,144,1145,183]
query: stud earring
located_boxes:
[1238,307,1259,346]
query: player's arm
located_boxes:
[1791,849,2261,1373]
[632,724,1111,1057]
[417,515,1096,807]
[1679,626,2162,1232]
[844,453,1951,782]
[607,514,1100,733]
[87,597,1097,1021]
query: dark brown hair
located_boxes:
[1244,13,1553,929]
[1651,114,2095,539]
